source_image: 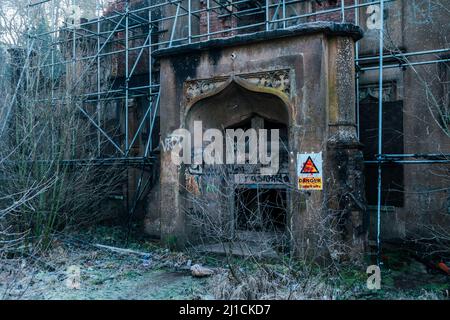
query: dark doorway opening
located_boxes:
[235,188,287,232]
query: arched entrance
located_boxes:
[184,81,291,253]
[156,26,367,259]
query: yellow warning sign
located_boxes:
[300,156,320,174]
[297,153,323,191]
[298,176,323,190]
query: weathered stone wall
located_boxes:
[357,0,450,240]
[136,0,450,244]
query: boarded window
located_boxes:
[360,96,405,207]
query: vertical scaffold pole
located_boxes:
[148,5,153,153]
[207,0,211,40]
[125,0,130,152]
[355,0,360,139]
[188,0,192,44]
[376,0,385,267]
[96,0,101,156]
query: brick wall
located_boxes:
[310,0,355,23]
[199,0,238,40]
[197,0,356,40]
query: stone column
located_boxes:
[158,60,187,248]
[326,36,367,260]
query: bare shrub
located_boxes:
[210,268,338,300]
[406,211,450,259]
[0,0,123,254]
[180,150,362,300]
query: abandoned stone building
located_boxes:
[18,0,450,259]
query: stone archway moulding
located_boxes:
[183,69,294,119]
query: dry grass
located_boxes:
[210,267,338,300]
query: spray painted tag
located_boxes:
[297,152,323,190]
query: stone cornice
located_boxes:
[154,22,363,58]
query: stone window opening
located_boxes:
[359,82,405,208]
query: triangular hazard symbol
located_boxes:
[301,156,319,174]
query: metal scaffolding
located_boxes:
[20,0,450,257]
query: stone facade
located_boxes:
[91,0,450,255]
[150,23,367,259]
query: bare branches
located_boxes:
[0,0,123,259]
[179,152,361,299]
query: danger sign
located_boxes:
[297,152,323,190]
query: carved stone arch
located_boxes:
[183,76,233,115]
[183,69,294,122]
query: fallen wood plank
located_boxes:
[94,244,150,257]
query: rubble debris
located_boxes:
[190,264,214,278]
[142,254,152,267]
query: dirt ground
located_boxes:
[0,228,213,300]
[1,227,449,300]
[20,268,208,300]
